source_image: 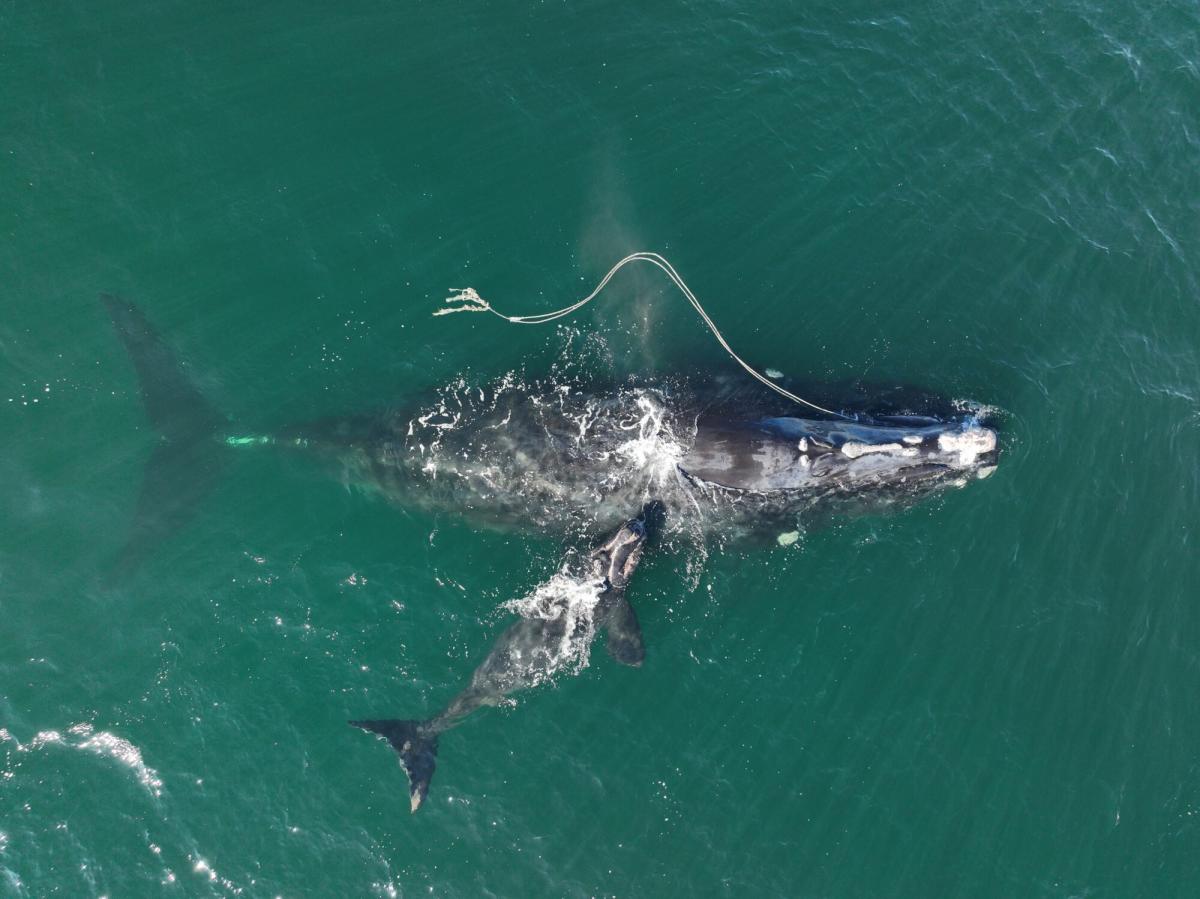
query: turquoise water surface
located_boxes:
[3,2,1199,896]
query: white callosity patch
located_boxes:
[937,426,998,467]
[841,441,918,459]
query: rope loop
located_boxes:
[434,252,848,419]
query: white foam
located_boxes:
[29,730,64,750]
[13,724,162,797]
[188,856,242,894]
[952,398,1003,420]
[501,570,608,686]
[194,858,217,881]
[611,393,683,482]
[72,724,164,798]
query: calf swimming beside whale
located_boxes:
[353,505,660,812]
[102,282,999,812]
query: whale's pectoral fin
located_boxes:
[595,500,664,667]
[102,294,227,581]
[602,594,645,667]
[350,719,439,813]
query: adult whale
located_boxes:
[103,295,999,563]
[102,293,999,810]
[269,373,999,545]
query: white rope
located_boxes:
[435,252,848,419]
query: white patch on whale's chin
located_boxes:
[937,426,997,467]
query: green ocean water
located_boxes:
[3,1,1199,896]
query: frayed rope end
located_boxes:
[433,287,493,317]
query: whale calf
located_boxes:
[351,504,661,812]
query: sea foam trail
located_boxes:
[500,569,610,686]
[2,723,163,797]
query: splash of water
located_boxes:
[400,340,717,591]
[4,723,163,798]
[500,565,609,686]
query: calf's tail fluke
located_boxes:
[350,719,439,813]
[102,294,227,581]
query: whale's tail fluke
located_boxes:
[101,295,227,580]
[350,719,439,813]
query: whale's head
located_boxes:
[798,415,1000,492]
[591,501,664,590]
[680,413,999,497]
